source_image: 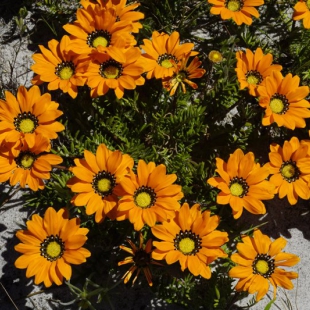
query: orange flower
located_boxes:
[31,35,87,99]
[140,31,198,79]
[257,71,310,129]
[229,229,299,302]
[80,46,145,98]
[0,134,63,191]
[264,136,310,205]
[152,203,228,279]
[235,48,282,96]
[63,5,136,57]
[81,0,144,33]
[0,85,64,152]
[207,148,275,219]
[15,207,91,287]
[293,0,310,29]
[117,159,184,231]
[118,232,161,286]
[162,53,206,96]
[67,144,134,223]
[208,0,264,26]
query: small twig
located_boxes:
[0,185,21,209]
[0,281,19,310]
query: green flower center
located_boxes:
[176,72,186,82]
[280,160,300,183]
[100,59,123,79]
[252,254,275,278]
[97,178,111,193]
[92,171,116,197]
[269,93,289,114]
[225,0,243,12]
[174,230,202,255]
[15,151,36,169]
[307,0,310,10]
[87,29,111,48]
[178,238,195,254]
[158,54,178,69]
[55,61,75,80]
[14,112,39,134]
[229,177,249,197]
[46,241,62,258]
[40,235,65,262]
[246,70,263,85]
[134,186,157,209]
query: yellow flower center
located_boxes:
[230,182,244,196]
[226,0,241,12]
[93,36,108,48]
[135,192,152,208]
[161,59,174,68]
[46,241,62,259]
[19,118,35,133]
[307,0,310,10]
[255,259,269,275]
[97,178,111,193]
[92,171,116,197]
[100,60,123,79]
[281,164,296,179]
[20,153,35,168]
[247,75,259,85]
[178,237,195,254]
[103,66,120,79]
[208,50,223,63]
[270,98,284,114]
[59,66,74,80]
[40,235,65,261]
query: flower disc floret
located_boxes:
[87,29,111,48]
[225,0,243,11]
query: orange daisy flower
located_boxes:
[81,0,144,33]
[152,203,228,279]
[15,207,91,287]
[162,53,206,96]
[63,5,136,57]
[207,148,275,219]
[257,71,310,130]
[31,35,87,99]
[67,143,134,223]
[0,134,63,191]
[80,46,145,99]
[229,229,299,302]
[140,31,198,79]
[0,85,64,152]
[208,0,264,26]
[293,0,310,29]
[117,159,184,231]
[264,136,310,205]
[235,48,282,96]
[118,232,161,286]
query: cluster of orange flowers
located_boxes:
[0,0,305,305]
[31,0,206,99]
[0,85,64,191]
[208,0,310,28]
[235,47,310,130]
